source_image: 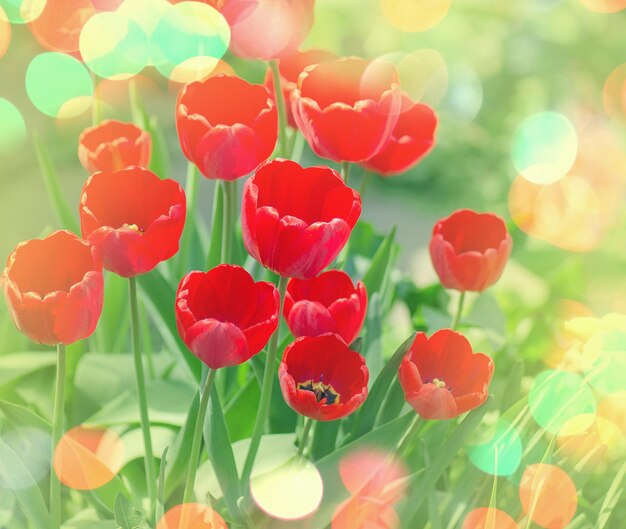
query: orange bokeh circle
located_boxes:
[53,426,124,490]
[462,507,518,529]
[519,464,577,529]
[156,503,228,529]
[28,0,96,53]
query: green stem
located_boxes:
[269,59,288,158]
[297,418,314,457]
[50,343,66,529]
[240,276,289,489]
[221,180,236,263]
[177,162,199,278]
[451,291,466,331]
[182,368,217,504]
[129,277,156,517]
[342,161,351,185]
[359,171,372,197]
[396,414,421,457]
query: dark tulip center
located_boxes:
[297,378,341,404]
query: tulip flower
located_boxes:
[242,159,361,280]
[175,264,280,369]
[264,48,336,128]
[176,74,278,181]
[1,230,103,346]
[78,119,151,174]
[292,57,401,163]
[398,330,494,420]
[79,166,186,278]
[362,93,437,177]
[283,270,367,344]
[279,334,369,421]
[429,209,512,293]
[221,0,315,61]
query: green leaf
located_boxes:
[225,376,260,442]
[403,398,495,525]
[113,493,150,529]
[204,385,242,522]
[0,399,51,432]
[33,134,80,234]
[156,447,168,524]
[0,436,49,529]
[362,225,397,296]
[62,509,117,529]
[83,475,131,515]
[206,181,224,269]
[310,420,340,461]
[147,115,171,179]
[85,379,195,427]
[138,269,201,384]
[362,293,384,381]
[164,391,199,500]
[596,461,626,529]
[0,352,56,390]
[344,334,414,445]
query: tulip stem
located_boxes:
[177,162,199,278]
[269,59,288,157]
[297,418,314,457]
[359,171,372,197]
[50,343,66,529]
[397,414,421,457]
[342,161,351,185]
[128,276,157,517]
[182,368,217,504]
[241,275,289,490]
[451,291,466,331]
[222,180,237,263]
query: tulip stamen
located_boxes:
[432,378,447,389]
[123,223,145,234]
[297,379,341,405]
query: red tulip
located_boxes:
[362,93,437,176]
[176,75,277,181]
[242,159,361,279]
[78,119,151,174]
[221,0,315,60]
[79,167,186,278]
[429,209,512,292]
[279,334,368,421]
[398,330,494,420]
[264,48,336,128]
[1,230,104,346]
[283,270,367,344]
[292,57,401,163]
[175,265,279,369]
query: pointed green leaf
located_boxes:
[138,269,201,384]
[344,334,414,444]
[33,134,80,234]
[147,115,171,179]
[113,493,150,529]
[0,436,49,529]
[362,225,397,295]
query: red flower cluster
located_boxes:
[175,265,279,369]
[279,334,368,421]
[284,270,367,344]
[430,209,512,292]
[398,330,494,420]
[79,166,186,278]
[242,159,361,279]
[78,119,151,174]
[176,75,277,181]
[1,231,103,346]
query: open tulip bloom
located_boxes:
[242,159,362,279]
[398,330,494,421]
